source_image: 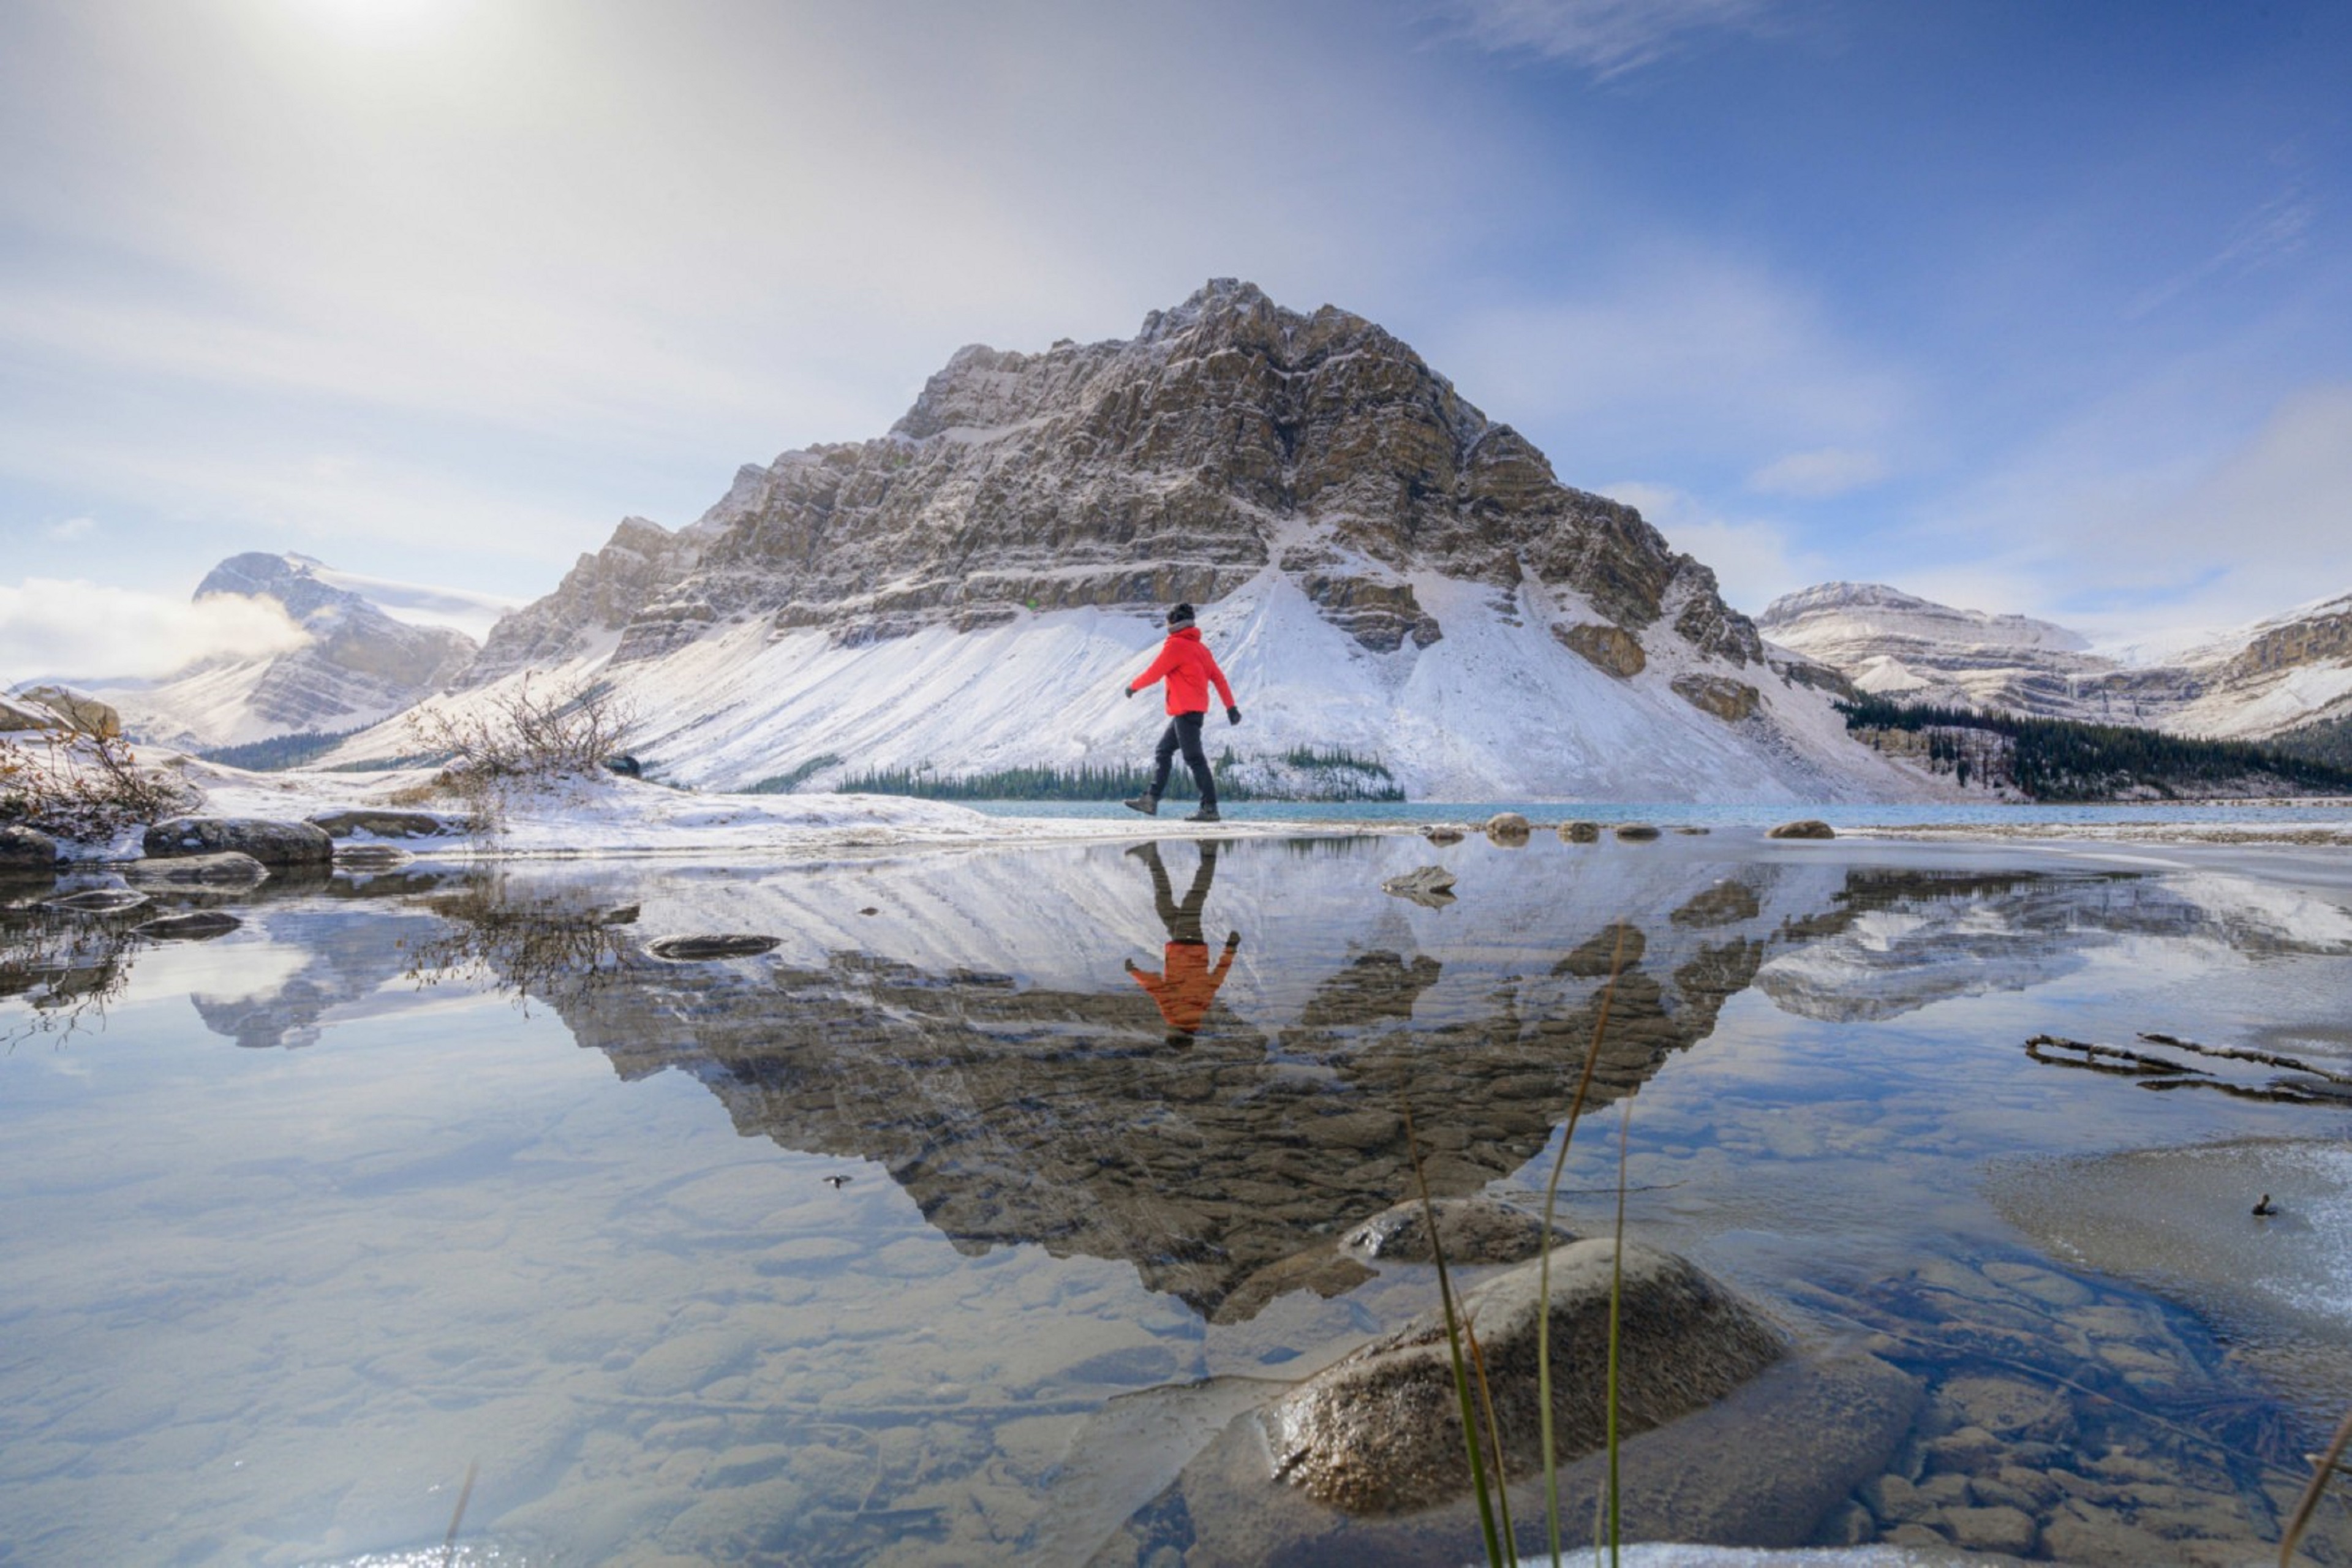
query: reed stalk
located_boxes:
[2280,1403,2352,1567]
[1539,923,1629,1566]
[1403,1099,1506,1567]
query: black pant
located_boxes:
[1150,711,1216,807]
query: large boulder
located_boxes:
[1553,621,1647,679]
[1381,865,1457,908]
[1261,1238,1784,1513]
[143,816,334,865]
[1768,819,1836,840]
[18,685,121,739]
[1484,812,1532,846]
[0,693,67,732]
[1671,672,1762,723]
[0,825,60,870]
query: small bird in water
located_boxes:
[2253,1194,2277,1216]
[822,1174,852,1189]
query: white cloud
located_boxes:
[1746,447,1887,500]
[1604,480,1826,613]
[1445,0,1777,77]
[0,578,309,682]
[45,516,96,540]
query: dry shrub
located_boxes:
[0,733,190,842]
[405,674,637,832]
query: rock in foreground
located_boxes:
[1380,865,1458,908]
[0,826,60,870]
[1263,1238,1784,1513]
[1341,1196,1570,1264]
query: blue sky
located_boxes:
[3,0,2348,674]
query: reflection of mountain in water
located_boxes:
[417,841,1851,1319]
[1757,867,2352,1023]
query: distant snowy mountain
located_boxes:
[341,280,1950,804]
[93,553,484,751]
[1760,581,2352,742]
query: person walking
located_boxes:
[1121,602,1239,822]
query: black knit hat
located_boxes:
[1166,603,1196,628]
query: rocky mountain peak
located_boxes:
[474,279,1765,671]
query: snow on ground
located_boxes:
[325,568,1957,805]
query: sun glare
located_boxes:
[285,0,473,47]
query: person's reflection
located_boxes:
[1123,841,1239,1044]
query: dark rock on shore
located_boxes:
[1262,1238,1784,1513]
[1614,823,1662,841]
[1421,826,1464,846]
[0,825,61,870]
[145,817,333,865]
[1769,819,1836,840]
[1559,820,1600,843]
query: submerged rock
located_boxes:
[1422,826,1464,846]
[0,825,60,870]
[1559,820,1600,843]
[1262,1238,1784,1513]
[1341,1196,1570,1264]
[41,887,149,915]
[1614,823,1662,842]
[1768,819,1836,840]
[145,816,333,865]
[649,933,781,962]
[332,842,414,872]
[127,851,268,887]
[134,911,242,941]
[1380,865,1458,907]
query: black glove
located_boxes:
[1123,685,1136,699]
[1227,706,1242,726]
[1224,930,1242,949]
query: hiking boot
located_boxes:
[1185,805,1221,823]
[1122,793,1159,816]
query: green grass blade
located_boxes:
[1607,1096,1632,1566]
[1403,1098,1507,1568]
[1541,922,1629,1567]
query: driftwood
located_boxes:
[2024,1034,2352,1106]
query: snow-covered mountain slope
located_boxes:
[337,281,1954,804]
[94,553,481,751]
[1761,581,2352,742]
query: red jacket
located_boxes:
[1129,627,1235,716]
[1130,940,1237,1035]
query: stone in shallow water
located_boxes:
[1380,865,1457,907]
[1261,1238,1784,1513]
[1485,812,1532,845]
[648,933,780,962]
[134,911,242,941]
[127,851,268,887]
[1768,818,1836,839]
[1422,826,1464,845]
[0,825,59,869]
[1341,1196,1570,1265]
[1615,823,1662,841]
[40,887,148,914]
[307,807,464,839]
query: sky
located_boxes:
[2,0,2348,677]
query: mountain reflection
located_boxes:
[17,840,2345,1319]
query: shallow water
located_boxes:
[5,831,2352,1566]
